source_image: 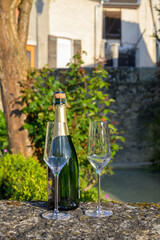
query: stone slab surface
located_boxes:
[0,200,160,239]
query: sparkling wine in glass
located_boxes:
[42,122,71,220]
[85,120,112,217]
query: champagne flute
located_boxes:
[85,120,112,217]
[42,122,71,220]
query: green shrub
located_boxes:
[80,186,98,202]
[21,52,125,199]
[0,154,47,201]
[0,110,8,155]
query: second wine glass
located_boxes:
[85,120,113,217]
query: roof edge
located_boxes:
[103,0,141,9]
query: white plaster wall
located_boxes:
[49,0,101,66]
[121,8,139,47]
[138,0,155,66]
[28,1,49,68]
[96,5,104,62]
[28,3,37,46]
[37,1,49,68]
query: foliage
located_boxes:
[21,67,63,158]
[0,110,9,155]
[21,52,125,197]
[80,186,98,202]
[0,154,47,201]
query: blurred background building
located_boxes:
[27,0,160,68]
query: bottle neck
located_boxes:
[55,104,67,123]
[54,104,69,137]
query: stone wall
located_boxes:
[0,200,160,239]
[105,67,160,166]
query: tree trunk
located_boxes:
[0,0,33,157]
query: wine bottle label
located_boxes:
[54,104,69,137]
[53,123,69,137]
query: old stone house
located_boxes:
[27,0,160,68]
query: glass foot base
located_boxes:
[42,211,70,220]
[85,209,113,217]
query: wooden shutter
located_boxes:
[48,35,57,68]
[74,40,81,56]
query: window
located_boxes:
[48,35,81,68]
[57,38,72,68]
[103,11,121,39]
[26,45,35,68]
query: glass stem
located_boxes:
[97,172,101,212]
[54,174,59,215]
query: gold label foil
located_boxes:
[54,105,69,137]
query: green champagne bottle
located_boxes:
[47,91,79,210]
